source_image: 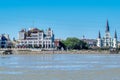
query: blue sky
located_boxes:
[0,0,120,40]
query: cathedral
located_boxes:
[97,20,118,48]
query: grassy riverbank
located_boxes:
[0,49,119,55]
[12,50,118,54]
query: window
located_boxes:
[29,41,32,43]
[1,42,6,44]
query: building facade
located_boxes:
[54,39,61,48]
[97,20,118,48]
[81,38,97,48]
[0,34,12,48]
[17,28,54,49]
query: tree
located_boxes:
[61,37,88,50]
[57,40,66,50]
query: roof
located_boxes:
[98,31,101,38]
[106,20,110,32]
[28,28,43,33]
[0,34,9,41]
[114,30,117,38]
[81,39,97,43]
[20,29,25,32]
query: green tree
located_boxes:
[58,40,66,50]
[61,37,88,50]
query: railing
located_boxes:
[0,48,55,51]
[0,48,33,50]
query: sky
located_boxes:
[0,0,120,40]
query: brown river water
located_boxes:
[0,54,120,80]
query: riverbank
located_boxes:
[12,50,119,54]
[0,49,119,55]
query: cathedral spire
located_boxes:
[106,20,110,32]
[98,30,101,38]
[114,30,117,38]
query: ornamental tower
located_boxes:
[113,30,117,48]
[105,20,110,39]
[104,20,112,47]
[97,31,102,47]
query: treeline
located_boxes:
[58,37,88,50]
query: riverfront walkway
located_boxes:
[0,48,41,55]
[0,48,55,55]
[0,48,54,51]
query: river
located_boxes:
[0,54,120,80]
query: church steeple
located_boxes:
[98,31,101,38]
[106,20,110,32]
[114,30,117,38]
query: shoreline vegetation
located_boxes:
[0,48,119,55]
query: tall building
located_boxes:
[97,20,118,48]
[17,28,54,49]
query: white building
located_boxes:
[17,28,54,49]
[97,20,118,48]
[0,34,12,48]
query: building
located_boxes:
[54,39,65,50]
[117,41,120,49]
[97,20,118,48]
[17,28,54,49]
[0,34,12,48]
[54,39,61,48]
[81,38,97,48]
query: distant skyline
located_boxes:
[0,0,120,40]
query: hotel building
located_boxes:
[17,28,54,49]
